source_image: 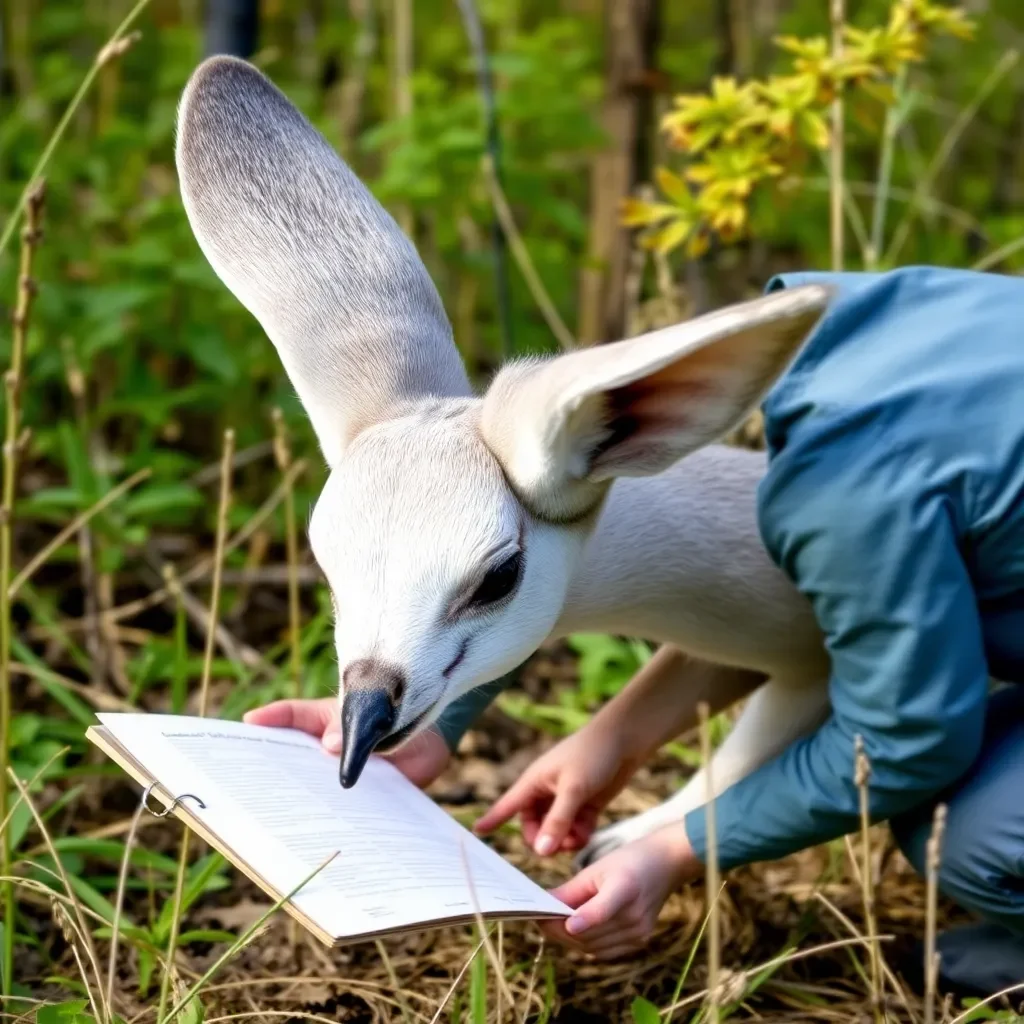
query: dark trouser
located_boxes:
[891,684,1024,996]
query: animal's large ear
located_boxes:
[480,284,832,522]
[175,56,471,466]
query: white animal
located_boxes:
[175,55,834,865]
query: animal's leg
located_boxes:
[577,674,830,866]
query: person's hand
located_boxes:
[473,718,640,856]
[243,697,451,788]
[540,822,702,959]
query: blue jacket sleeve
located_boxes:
[684,420,990,870]
[433,671,517,752]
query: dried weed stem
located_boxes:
[855,735,883,1022]
[1,181,44,997]
[271,410,302,697]
[698,702,720,1024]
[924,803,947,1024]
[159,429,234,1021]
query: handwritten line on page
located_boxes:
[92,713,570,942]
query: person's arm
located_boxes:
[684,426,990,871]
[588,645,766,764]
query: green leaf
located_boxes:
[124,483,205,518]
[35,1000,95,1024]
[631,997,662,1024]
[470,936,488,1024]
[176,929,237,945]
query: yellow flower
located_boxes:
[662,77,763,154]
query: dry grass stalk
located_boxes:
[0,0,151,259]
[8,768,108,1021]
[886,48,1019,266]
[458,840,525,1024]
[812,891,918,1024]
[199,427,235,716]
[8,467,151,598]
[829,0,846,271]
[60,337,105,685]
[56,457,306,635]
[0,180,44,997]
[50,899,97,1016]
[426,935,488,1024]
[923,803,947,1024]
[374,940,414,1024]
[159,429,234,1021]
[854,735,883,1022]
[659,932,896,1018]
[160,852,340,1024]
[698,701,721,1024]
[107,791,149,1016]
[271,410,303,698]
[392,0,414,239]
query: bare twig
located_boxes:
[924,803,947,1024]
[1,181,44,997]
[698,702,720,1024]
[272,410,303,697]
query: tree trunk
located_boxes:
[577,0,661,345]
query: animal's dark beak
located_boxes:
[339,689,396,788]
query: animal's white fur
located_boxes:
[175,56,833,865]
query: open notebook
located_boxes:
[87,713,570,946]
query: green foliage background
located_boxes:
[2,0,1024,1013]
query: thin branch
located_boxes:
[480,153,576,351]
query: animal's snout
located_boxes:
[338,660,405,789]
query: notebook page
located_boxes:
[96,714,569,938]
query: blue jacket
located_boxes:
[441,266,1024,871]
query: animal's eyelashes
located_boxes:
[445,546,525,623]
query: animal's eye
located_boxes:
[469,552,522,607]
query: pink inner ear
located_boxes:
[589,350,737,476]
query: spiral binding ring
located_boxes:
[141,782,207,818]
